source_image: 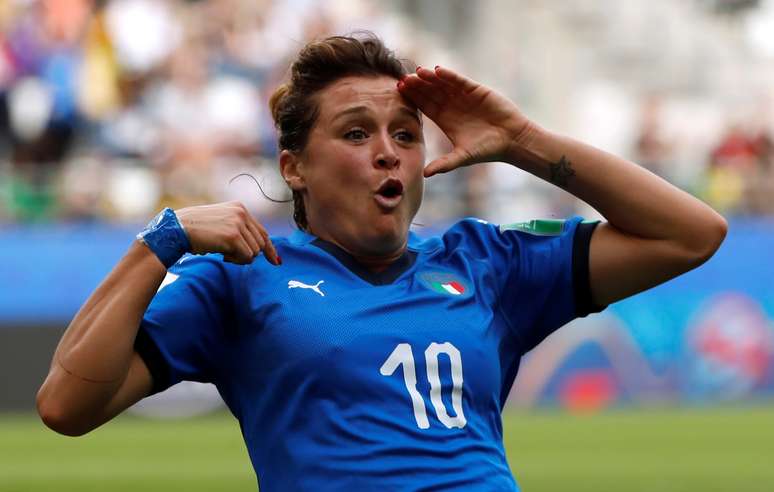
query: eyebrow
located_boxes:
[331,105,422,126]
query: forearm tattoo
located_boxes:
[549,155,575,189]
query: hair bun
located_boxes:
[269,83,291,127]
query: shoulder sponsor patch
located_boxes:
[499,219,566,236]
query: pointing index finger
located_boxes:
[261,231,280,266]
[248,215,280,266]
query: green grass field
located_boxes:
[1,406,773,491]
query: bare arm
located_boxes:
[37,202,279,436]
[36,242,164,436]
[399,66,727,306]
[507,127,727,306]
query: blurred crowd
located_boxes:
[1,0,772,225]
[633,95,774,217]
[0,0,458,224]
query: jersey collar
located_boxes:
[288,228,419,286]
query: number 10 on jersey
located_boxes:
[380,342,467,429]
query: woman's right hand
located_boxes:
[175,201,280,266]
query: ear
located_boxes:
[280,150,306,192]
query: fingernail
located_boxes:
[434,65,439,70]
[416,65,422,71]
[277,255,282,265]
[397,81,405,90]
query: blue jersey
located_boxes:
[135,217,601,491]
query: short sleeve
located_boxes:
[441,217,605,355]
[498,217,606,352]
[134,254,241,394]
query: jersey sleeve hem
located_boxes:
[572,221,607,317]
[134,326,171,395]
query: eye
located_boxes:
[344,128,368,141]
[394,130,415,143]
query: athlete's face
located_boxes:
[282,75,425,257]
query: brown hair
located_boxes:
[269,32,412,230]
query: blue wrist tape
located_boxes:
[136,208,192,268]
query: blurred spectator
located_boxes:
[634,94,674,179]
[704,121,774,215]
[745,124,774,215]
[1,0,93,221]
[709,124,759,172]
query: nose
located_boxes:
[374,133,400,169]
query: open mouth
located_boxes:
[374,178,404,209]
[377,179,404,198]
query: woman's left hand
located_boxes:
[398,65,532,177]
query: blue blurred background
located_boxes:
[1,0,773,416]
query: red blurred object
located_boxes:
[559,370,618,414]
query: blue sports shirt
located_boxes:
[135,217,602,491]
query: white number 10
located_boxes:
[379,342,467,429]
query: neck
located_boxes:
[308,227,407,273]
[350,248,406,273]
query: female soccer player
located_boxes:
[37,34,727,490]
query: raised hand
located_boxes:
[397,66,533,177]
[176,201,280,265]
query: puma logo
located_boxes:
[287,280,325,297]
